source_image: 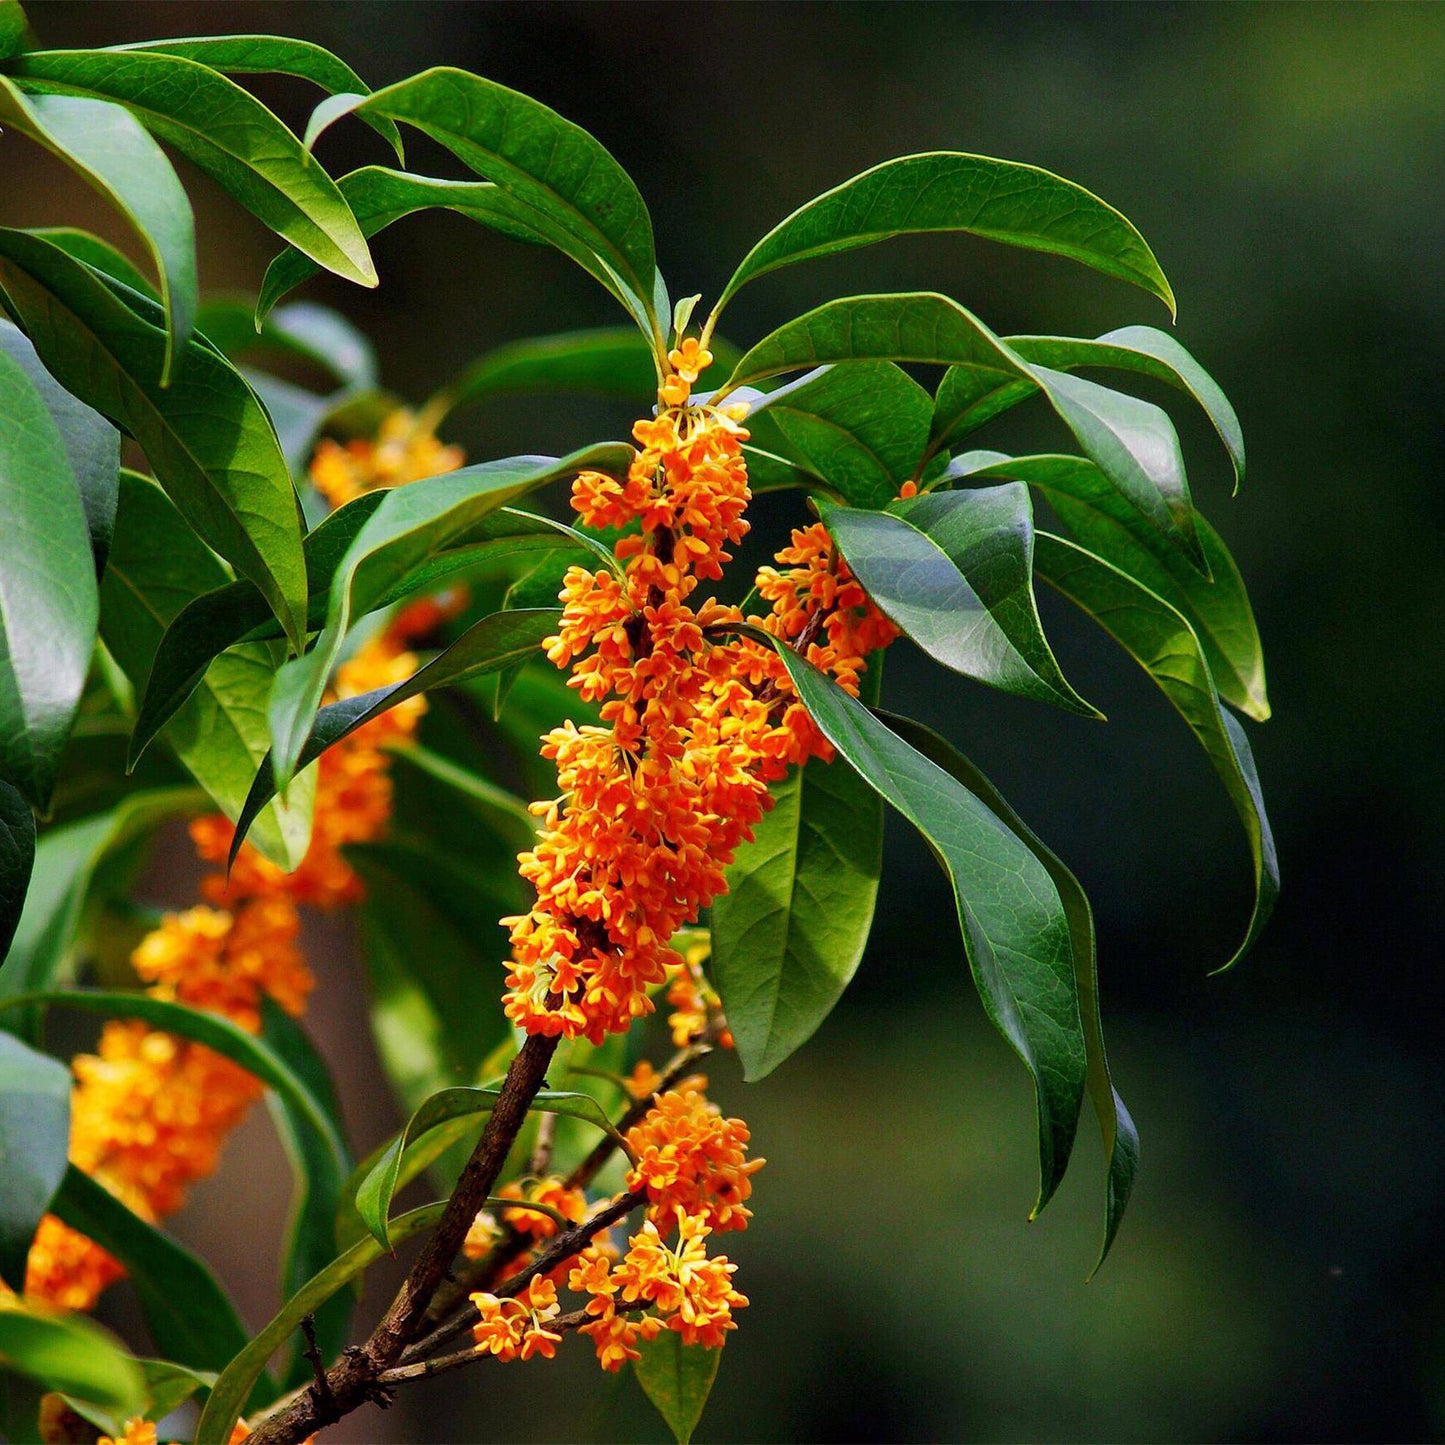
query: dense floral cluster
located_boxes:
[21,422,450,1315]
[309,406,465,508]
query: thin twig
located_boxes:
[299,1315,334,1417]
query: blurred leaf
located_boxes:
[764,642,1085,1213]
[111,33,405,163]
[0,782,33,963]
[197,296,376,391]
[5,48,377,288]
[195,1201,445,1444]
[0,3,26,60]
[1034,533,1278,968]
[712,755,882,1080]
[0,1029,69,1288]
[880,712,1139,1270]
[0,319,119,575]
[101,471,313,869]
[266,444,631,791]
[0,232,309,648]
[634,1334,721,1445]
[952,451,1268,719]
[717,151,1174,315]
[821,487,1097,715]
[354,1084,621,1251]
[307,73,659,333]
[0,1303,145,1420]
[0,78,197,382]
[49,1164,251,1374]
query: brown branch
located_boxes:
[246,1032,559,1445]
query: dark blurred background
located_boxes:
[6,3,1444,1441]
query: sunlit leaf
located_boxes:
[0,1302,145,1420]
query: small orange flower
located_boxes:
[309,408,464,507]
[469,1276,562,1363]
[97,1419,157,1445]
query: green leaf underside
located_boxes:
[767,644,1085,1212]
[635,1332,722,1445]
[718,151,1174,315]
[5,48,377,287]
[231,608,556,860]
[0,319,119,574]
[0,343,98,810]
[712,755,882,1080]
[101,472,313,870]
[0,1304,146,1420]
[0,79,197,382]
[196,1201,445,1443]
[356,1084,619,1251]
[0,1029,69,1288]
[952,450,1267,719]
[266,443,631,791]
[0,232,309,650]
[109,33,405,162]
[821,488,1097,716]
[1034,532,1277,968]
[50,1164,251,1374]
[879,712,1138,1269]
[0,780,33,961]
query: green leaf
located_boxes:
[764,643,1085,1212]
[111,33,405,164]
[820,487,1098,716]
[101,471,312,869]
[716,151,1174,317]
[0,1029,69,1288]
[1034,532,1277,968]
[49,1164,251,1374]
[0,1302,146,1420]
[5,48,377,288]
[0,781,32,962]
[0,341,98,810]
[0,3,27,60]
[195,1201,445,1445]
[634,1333,722,1445]
[0,318,119,574]
[712,754,882,1080]
[266,443,631,790]
[879,712,1138,1270]
[356,1084,621,1251]
[28,225,155,297]
[0,232,309,648]
[951,451,1267,719]
[196,296,376,391]
[0,78,197,383]
[744,362,932,508]
[233,609,556,859]
[1006,326,1244,489]
[306,72,659,332]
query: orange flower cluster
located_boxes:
[463,1175,588,1275]
[96,1414,281,1444]
[24,415,453,1314]
[470,1276,564,1362]
[310,407,465,508]
[503,342,894,1047]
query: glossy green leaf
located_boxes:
[197,296,377,392]
[0,78,197,383]
[951,450,1267,719]
[306,72,659,333]
[355,1084,620,1251]
[49,1164,251,1373]
[266,444,631,791]
[717,151,1173,316]
[635,1333,722,1445]
[880,712,1138,1269]
[5,48,377,288]
[0,318,119,574]
[764,643,1085,1212]
[0,3,26,60]
[26,227,155,297]
[0,1029,69,1288]
[744,362,932,508]
[233,609,556,859]
[195,1201,445,1445]
[0,781,32,962]
[1007,326,1244,488]
[712,755,882,1080]
[820,487,1097,716]
[1034,532,1277,968]
[111,33,405,163]
[101,471,312,869]
[0,232,309,647]
[0,1302,145,1420]
[0,342,98,810]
